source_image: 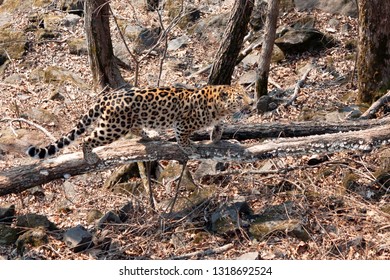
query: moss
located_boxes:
[0,0,51,13]
[0,29,27,59]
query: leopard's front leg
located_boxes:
[174,122,196,154]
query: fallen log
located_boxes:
[1,122,390,195]
[190,117,390,141]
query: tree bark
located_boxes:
[84,0,126,90]
[208,0,254,85]
[255,0,279,102]
[1,120,390,194]
[357,0,390,103]
[189,117,390,141]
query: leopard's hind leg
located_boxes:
[82,113,132,164]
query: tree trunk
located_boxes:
[208,0,253,85]
[84,0,126,90]
[2,121,390,194]
[255,0,279,103]
[146,0,159,11]
[357,0,390,103]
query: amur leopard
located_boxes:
[27,84,254,164]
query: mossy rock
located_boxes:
[23,107,59,127]
[0,29,27,59]
[249,219,302,240]
[161,186,215,217]
[16,213,57,230]
[0,224,21,245]
[16,227,49,255]
[67,38,87,55]
[158,161,197,191]
[165,0,200,29]
[30,66,89,89]
[42,14,63,30]
[0,0,52,13]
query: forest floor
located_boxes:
[0,0,389,260]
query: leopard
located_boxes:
[27,84,254,164]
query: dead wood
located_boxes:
[190,117,390,141]
[359,90,390,119]
[1,121,390,195]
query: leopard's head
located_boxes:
[215,84,254,116]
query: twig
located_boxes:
[170,243,234,260]
[167,160,188,214]
[359,90,390,119]
[1,117,56,142]
[285,64,313,107]
[236,37,263,64]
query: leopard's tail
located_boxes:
[27,104,101,159]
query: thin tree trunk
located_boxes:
[357,0,390,103]
[208,0,253,85]
[84,0,126,90]
[255,0,279,103]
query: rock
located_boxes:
[62,13,81,27]
[134,27,161,53]
[294,0,357,17]
[62,181,77,201]
[113,41,134,70]
[250,0,267,31]
[0,29,27,60]
[238,70,257,85]
[49,90,66,101]
[275,28,336,54]
[124,25,144,41]
[63,225,93,252]
[86,209,104,224]
[16,213,56,230]
[330,236,365,256]
[236,251,259,260]
[325,106,362,122]
[57,0,84,16]
[16,227,48,255]
[211,197,252,234]
[118,202,134,222]
[249,201,309,241]
[67,38,87,55]
[0,12,12,28]
[3,73,23,84]
[0,204,15,224]
[29,66,89,89]
[165,1,200,29]
[167,35,190,51]
[193,159,229,185]
[158,161,197,192]
[189,13,229,42]
[42,14,63,30]
[97,211,122,229]
[92,229,112,251]
[161,186,215,218]
[36,29,58,40]
[23,107,59,127]
[0,224,21,245]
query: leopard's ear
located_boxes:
[219,90,230,101]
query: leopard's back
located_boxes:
[27,84,253,163]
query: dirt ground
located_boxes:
[0,0,389,259]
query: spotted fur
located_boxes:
[27,84,253,163]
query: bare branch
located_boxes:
[359,90,390,119]
[1,117,56,142]
[285,63,313,107]
[171,243,234,260]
